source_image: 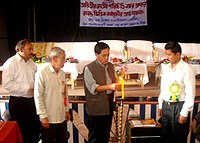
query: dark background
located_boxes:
[0,0,200,64]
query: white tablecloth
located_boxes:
[63,61,92,79]
[191,64,200,75]
[125,63,149,85]
[62,62,149,85]
[62,63,79,80]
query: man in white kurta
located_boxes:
[34,47,70,143]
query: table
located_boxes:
[0,121,23,143]
[191,64,200,75]
[146,62,159,73]
[62,62,79,80]
[127,120,162,143]
[62,61,92,89]
[146,62,160,82]
[124,63,149,88]
[63,62,149,88]
[62,62,79,89]
[127,63,149,84]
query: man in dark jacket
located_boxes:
[83,42,120,143]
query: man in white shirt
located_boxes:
[158,41,196,143]
[34,47,71,143]
[2,39,41,143]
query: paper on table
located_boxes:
[130,118,157,127]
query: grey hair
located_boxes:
[15,39,31,52]
[48,47,65,61]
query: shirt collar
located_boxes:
[15,53,31,63]
[168,59,183,70]
[15,53,22,61]
[95,60,108,68]
[48,63,56,73]
[48,63,62,75]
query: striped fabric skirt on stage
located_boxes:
[1,101,200,143]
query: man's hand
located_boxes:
[110,83,121,91]
[41,117,49,128]
[178,115,188,124]
[66,111,71,122]
[27,88,34,96]
[158,109,162,116]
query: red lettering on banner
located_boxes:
[80,1,89,8]
[83,11,93,16]
[101,3,109,9]
[84,10,143,18]
[80,0,147,27]
[97,4,103,9]
[126,3,135,8]
[136,2,147,8]
[124,11,131,16]
[124,10,144,16]
[108,3,125,9]
[94,10,106,16]
[81,1,147,9]
[106,10,122,17]
[80,1,97,8]
[89,2,97,8]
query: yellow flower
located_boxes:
[169,81,181,95]
[172,95,177,102]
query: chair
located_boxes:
[153,42,167,61]
[55,42,97,89]
[98,40,126,61]
[54,42,96,73]
[126,40,153,62]
[73,42,97,74]
[54,42,74,58]
[179,43,200,59]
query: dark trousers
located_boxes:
[88,114,112,143]
[161,101,190,143]
[9,96,41,143]
[41,121,67,143]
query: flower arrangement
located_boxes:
[32,54,47,63]
[65,57,79,63]
[182,55,191,63]
[115,64,128,78]
[31,42,49,63]
[169,81,180,102]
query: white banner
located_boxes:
[80,0,147,27]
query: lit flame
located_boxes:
[119,76,123,81]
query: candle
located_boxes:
[124,49,131,61]
[119,77,125,99]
